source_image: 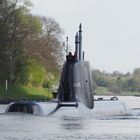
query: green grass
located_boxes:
[95,87,109,95]
[95,86,140,96]
[0,85,53,100]
[120,91,140,96]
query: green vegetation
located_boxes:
[95,87,109,95]
[92,68,140,96]
[0,85,52,100]
[17,59,47,86]
[1,0,140,100]
[0,0,63,100]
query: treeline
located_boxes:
[0,0,64,89]
[92,68,140,94]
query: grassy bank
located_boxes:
[95,86,140,96]
[0,85,53,100]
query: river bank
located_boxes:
[0,85,53,103]
[95,86,140,96]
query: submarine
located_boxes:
[4,24,132,117]
[57,24,94,109]
[5,24,94,115]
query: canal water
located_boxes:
[0,96,140,140]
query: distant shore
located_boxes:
[95,86,140,96]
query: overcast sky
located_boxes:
[31,0,140,73]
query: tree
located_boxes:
[0,0,42,84]
[0,0,65,89]
[25,16,64,73]
[133,68,140,77]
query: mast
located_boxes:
[66,36,69,55]
[79,23,82,60]
[75,32,79,60]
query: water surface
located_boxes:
[0,96,140,140]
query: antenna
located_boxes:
[66,36,69,55]
[75,32,79,60]
[83,51,85,60]
[79,23,82,60]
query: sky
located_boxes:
[31,0,140,73]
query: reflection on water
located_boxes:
[0,96,140,140]
[61,116,83,130]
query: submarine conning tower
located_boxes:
[75,23,84,61]
[58,24,94,109]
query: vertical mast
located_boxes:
[79,23,82,60]
[66,36,69,55]
[75,32,79,60]
[83,51,85,60]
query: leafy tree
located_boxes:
[25,16,64,73]
[108,80,120,93]
[17,59,46,86]
[133,68,140,77]
[0,0,42,85]
[92,68,140,94]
